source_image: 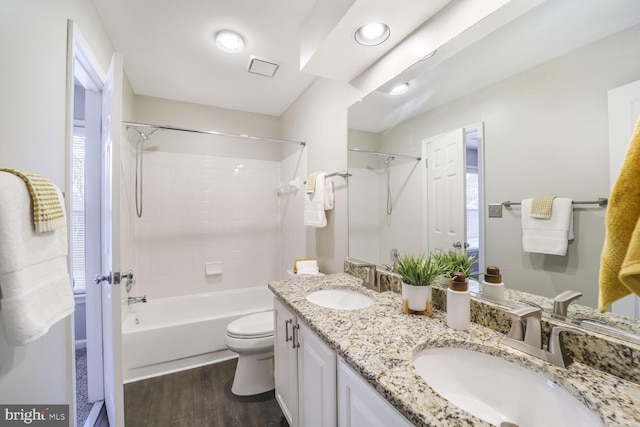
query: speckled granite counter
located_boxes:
[268,273,640,427]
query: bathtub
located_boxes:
[122,285,273,383]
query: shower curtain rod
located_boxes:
[348,147,421,161]
[123,121,306,146]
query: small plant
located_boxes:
[432,250,478,279]
[396,253,444,286]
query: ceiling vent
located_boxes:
[248,58,279,78]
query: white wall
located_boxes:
[375,24,640,308]
[281,78,362,273]
[279,149,308,278]
[347,166,380,263]
[0,0,116,409]
[133,96,282,161]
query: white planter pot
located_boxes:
[402,282,432,312]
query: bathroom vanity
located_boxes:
[269,273,640,426]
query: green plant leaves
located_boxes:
[395,253,444,286]
[396,250,478,286]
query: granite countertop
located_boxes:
[268,273,640,427]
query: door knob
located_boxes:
[94,273,112,284]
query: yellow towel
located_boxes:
[599,118,640,312]
[0,168,65,232]
[306,171,320,194]
[530,196,556,218]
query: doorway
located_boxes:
[69,23,107,426]
[423,122,484,273]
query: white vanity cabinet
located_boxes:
[337,358,413,427]
[274,296,412,427]
[274,297,337,427]
[274,297,301,426]
[297,321,337,427]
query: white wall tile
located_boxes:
[135,151,282,298]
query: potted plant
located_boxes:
[396,253,444,312]
[432,250,478,285]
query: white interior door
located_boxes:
[424,129,466,253]
[100,52,125,426]
[608,80,640,318]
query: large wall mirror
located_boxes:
[348,0,640,339]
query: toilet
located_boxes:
[224,310,275,396]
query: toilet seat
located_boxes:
[227,311,273,339]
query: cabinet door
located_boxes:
[274,298,299,427]
[337,358,413,427]
[298,321,337,427]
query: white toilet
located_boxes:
[224,310,275,396]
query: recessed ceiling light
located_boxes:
[389,83,409,95]
[216,30,245,54]
[354,22,390,46]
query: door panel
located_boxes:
[101,53,125,427]
[426,129,466,252]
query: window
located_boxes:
[466,170,479,251]
[71,125,86,294]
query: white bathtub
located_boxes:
[122,285,273,383]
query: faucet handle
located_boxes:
[505,306,541,340]
[548,326,585,368]
[553,291,582,317]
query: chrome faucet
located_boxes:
[553,290,582,317]
[349,259,379,291]
[503,306,585,368]
[505,306,542,348]
[127,295,147,305]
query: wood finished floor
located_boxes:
[124,359,288,427]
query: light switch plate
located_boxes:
[488,204,503,218]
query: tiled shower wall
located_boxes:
[134,151,281,299]
[348,160,423,266]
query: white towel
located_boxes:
[324,177,334,210]
[521,197,574,256]
[304,172,328,227]
[296,260,320,276]
[0,172,75,346]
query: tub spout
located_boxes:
[128,295,147,305]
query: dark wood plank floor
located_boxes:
[124,359,288,427]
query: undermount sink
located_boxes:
[413,347,603,427]
[305,289,374,310]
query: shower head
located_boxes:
[377,154,395,166]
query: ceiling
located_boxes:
[91,0,457,118]
[348,0,640,133]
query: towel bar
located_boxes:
[502,198,608,208]
[303,171,351,185]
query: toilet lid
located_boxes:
[227,311,274,339]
